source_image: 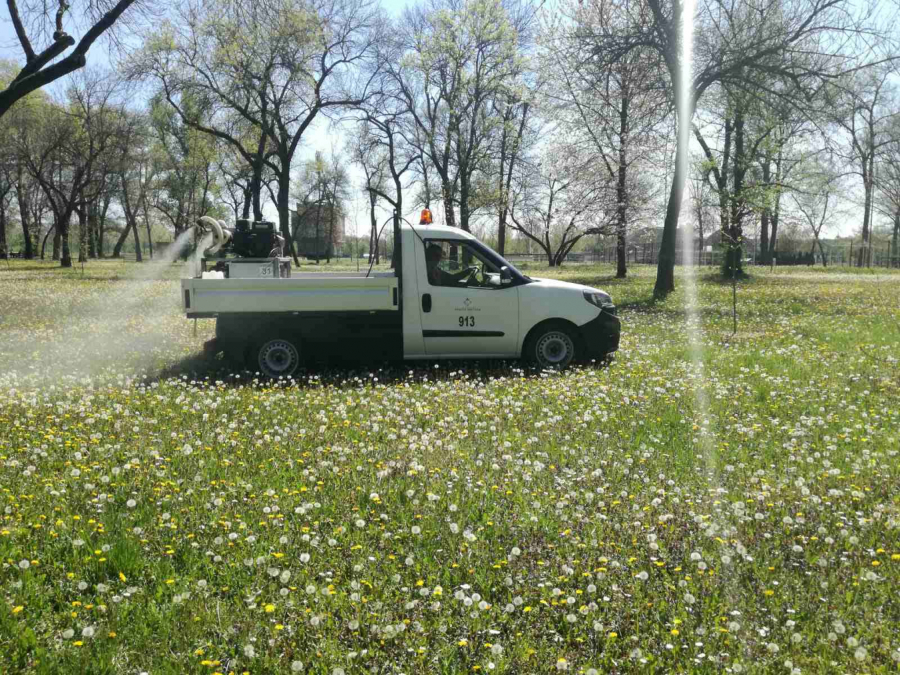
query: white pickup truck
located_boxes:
[182,221,619,376]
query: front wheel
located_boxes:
[256,337,301,378]
[524,323,579,370]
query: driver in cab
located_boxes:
[425,244,474,287]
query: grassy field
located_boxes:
[1,259,899,675]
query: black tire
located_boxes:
[523,322,579,370]
[256,337,301,378]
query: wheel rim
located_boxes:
[258,339,299,378]
[536,331,574,368]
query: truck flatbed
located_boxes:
[182,274,398,318]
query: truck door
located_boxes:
[417,238,519,356]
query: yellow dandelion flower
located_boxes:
[12,606,24,614]
[264,604,276,613]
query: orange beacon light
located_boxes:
[419,208,433,225]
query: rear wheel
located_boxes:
[256,337,301,378]
[524,323,579,370]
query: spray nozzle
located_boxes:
[195,216,232,254]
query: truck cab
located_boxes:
[184,221,620,376]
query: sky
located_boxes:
[0,0,883,245]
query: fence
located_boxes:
[505,243,900,269]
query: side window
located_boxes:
[424,240,502,288]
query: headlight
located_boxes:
[583,289,614,309]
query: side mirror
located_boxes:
[500,266,512,284]
[488,274,501,286]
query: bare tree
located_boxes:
[542,0,668,278]
[0,0,147,118]
[874,119,900,268]
[508,150,616,266]
[790,160,843,267]
[826,68,899,266]
[389,0,522,231]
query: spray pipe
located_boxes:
[195,216,232,255]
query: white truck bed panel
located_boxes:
[183,276,398,314]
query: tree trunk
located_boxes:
[654,127,688,297]
[41,224,54,260]
[98,195,111,258]
[15,168,34,259]
[144,207,154,260]
[615,93,630,278]
[0,200,7,258]
[816,236,827,267]
[768,151,783,259]
[60,215,72,267]
[459,174,470,233]
[87,202,98,258]
[132,217,143,262]
[77,205,87,263]
[241,186,252,220]
[112,223,131,258]
[52,221,61,261]
[859,158,873,267]
[441,181,456,229]
[892,209,899,268]
[369,192,378,264]
[759,159,770,264]
[276,168,298,264]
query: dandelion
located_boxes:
[82,626,95,639]
[244,645,256,658]
[291,661,304,672]
[126,499,137,508]
[556,657,568,671]
[62,629,75,639]
[18,560,30,570]
[854,647,867,661]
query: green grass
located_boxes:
[1,260,899,674]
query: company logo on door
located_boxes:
[454,297,481,312]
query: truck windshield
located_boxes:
[472,240,529,281]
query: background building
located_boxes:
[292,201,345,260]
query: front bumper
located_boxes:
[578,308,620,359]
